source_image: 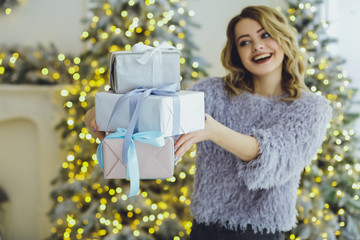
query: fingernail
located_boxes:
[92,127,96,132]
[174,156,179,165]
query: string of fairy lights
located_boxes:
[1,1,360,239]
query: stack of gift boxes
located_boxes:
[95,42,205,197]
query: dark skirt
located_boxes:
[189,221,285,240]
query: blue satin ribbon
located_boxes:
[106,82,180,166]
[97,128,166,197]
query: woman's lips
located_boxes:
[252,53,272,63]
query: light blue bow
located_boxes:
[97,128,166,197]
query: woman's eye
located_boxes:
[239,40,250,47]
[262,32,271,38]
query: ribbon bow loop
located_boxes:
[96,128,167,197]
[133,42,180,65]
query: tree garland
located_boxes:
[0,44,75,85]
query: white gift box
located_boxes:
[109,42,181,94]
[95,90,205,137]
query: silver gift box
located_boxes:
[109,42,181,94]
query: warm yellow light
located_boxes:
[289,15,296,21]
[169,25,176,32]
[58,54,65,61]
[84,195,91,202]
[189,165,196,175]
[67,154,75,161]
[81,31,89,39]
[178,32,185,39]
[338,209,345,215]
[9,56,16,64]
[73,57,81,64]
[73,73,80,80]
[101,33,109,39]
[133,230,140,237]
[66,101,73,108]
[121,11,128,17]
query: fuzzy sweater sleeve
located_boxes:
[238,92,332,190]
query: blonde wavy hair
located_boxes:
[221,5,308,101]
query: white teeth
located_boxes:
[254,53,271,61]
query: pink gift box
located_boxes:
[102,137,174,179]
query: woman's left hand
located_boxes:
[174,113,217,161]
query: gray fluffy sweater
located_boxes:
[188,77,332,233]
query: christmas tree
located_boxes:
[285,0,360,239]
[46,0,207,239]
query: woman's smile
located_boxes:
[252,53,273,63]
[235,18,284,78]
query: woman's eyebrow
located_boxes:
[257,27,265,33]
[237,27,265,42]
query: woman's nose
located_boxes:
[252,40,264,51]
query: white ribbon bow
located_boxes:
[132,42,180,65]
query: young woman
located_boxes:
[85,5,332,240]
[173,5,332,240]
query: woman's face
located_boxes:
[234,18,284,78]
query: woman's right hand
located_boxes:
[84,107,105,140]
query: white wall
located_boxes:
[0,0,86,54]
[325,0,360,99]
[0,85,65,240]
[326,0,360,84]
[324,0,360,130]
[0,119,39,240]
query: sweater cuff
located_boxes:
[237,127,282,190]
